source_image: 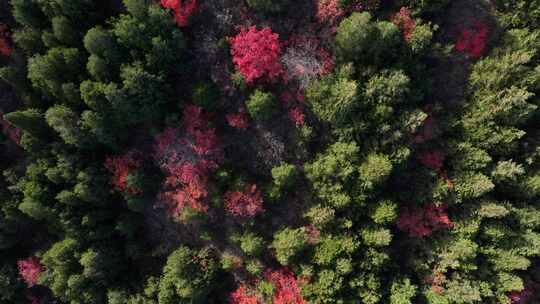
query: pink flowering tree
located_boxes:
[397,203,454,237]
[160,0,198,27]
[154,105,222,217]
[391,7,416,43]
[224,184,264,218]
[229,26,284,84]
[455,21,489,59]
[17,257,43,287]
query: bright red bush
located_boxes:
[17,257,43,287]
[154,105,222,217]
[229,26,284,84]
[224,184,264,218]
[418,151,445,171]
[160,0,198,27]
[105,152,142,194]
[391,7,416,43]
[226,110,250,130]
[229,285,260,304]
[397,203,453,237]
[315,0,344,24]
[265,268,306,304]
[0,23,13,56]
[455,22,489,59]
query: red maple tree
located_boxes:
[0,23,13,56]
[229,285,260,304]
[17,256,43,287]
[397,203,453,237]
[229,26,284,84]
[391,7,416,43]
[154,105,222,217]
[224,184,264,218]
[315,0,344,24]
[455,21,489,59]
[160,0,198,27]
[105,152,142,194]
[265,268,306,304]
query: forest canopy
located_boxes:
[1,0,540,303]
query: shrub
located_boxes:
[17,257,43,287]
[265,268,306,304]
[226,110,250,130]
[224,184,264,218]
[246,90,278,121]
[104,152,142,194]
[455,22,489,59]
[160,0,198,27]
[397,203,453,237]
[391,7,415,42]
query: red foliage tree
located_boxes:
[397,203,454,237]
[391,7,416,43]
[154,105,222,217]
[160,0,198,27]
[226,110,250,130]
[288,107,305,126]
[0,23,13,56]
[455,21,489,59]
[418,151,445,171]
[229,285,260,304]
[105,152,142,194]
[17,257,43,287]
[265,268,306,304]
[229,26,284,84]
[224,184,264,218]
[508,280,537,304]
[315,0,344,24]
